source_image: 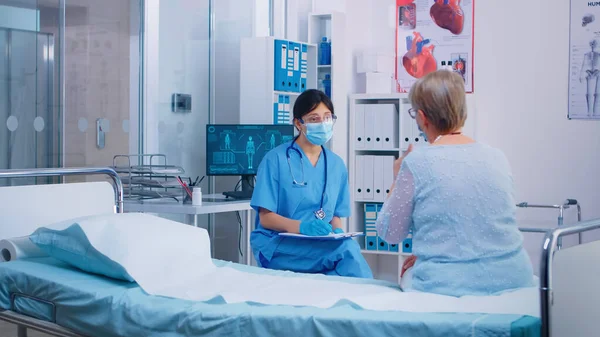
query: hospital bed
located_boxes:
[0,168,597,337]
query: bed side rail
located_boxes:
[517,199,582,247]
[0,167,123,213]
[540,217,600,337]
[0,311,85,337]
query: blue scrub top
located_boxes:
[250,140,351,261]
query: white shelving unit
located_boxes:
[348,92,424,228]
[362,250,412,284]
[307,11,348,160]
[239,36,318,124]
[347,93,477,283]
[346,93,420,283]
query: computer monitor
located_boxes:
[206,124,295,199]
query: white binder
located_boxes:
[363,155,374,200]
[355,104,365,149]
[374,156,385,202]
[364,106,375,149]
[400,99,414,151]
[382,104,399,149]
[383,156,395,196]
[373,105,383,149]
[354,155,364,200]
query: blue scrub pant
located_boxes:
[258,238,373,279]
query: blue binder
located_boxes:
[402,237,413,253]
[284,40,295,92]
[273,95,281,124]
[284,96,290,124]
[287,41,300,92]
[274,40,288,91]
[377,237,389,251]
[273,98,278,124]
[389,243,399,252]
[374,204,389,251]
[273,95,289,125]
[364,204,378,251]
[300,44,308,92]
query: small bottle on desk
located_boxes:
[192,187,203,206]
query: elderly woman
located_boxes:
[376,70,534,297]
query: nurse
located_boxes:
[250,89,373,279]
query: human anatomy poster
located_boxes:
[395,0,474,93]
[568,1,600,120]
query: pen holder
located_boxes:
[182,187,192,204]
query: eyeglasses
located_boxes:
[300,114,337,125]
[407,108,417,119]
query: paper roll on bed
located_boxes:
[0,237,47,262]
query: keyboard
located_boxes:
[222,191,252,200]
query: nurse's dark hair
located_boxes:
[293,89,335,120]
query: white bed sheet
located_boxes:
[33,213,541,318]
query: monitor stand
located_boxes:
[222,175,254,200]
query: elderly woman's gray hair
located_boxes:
[408,70,467,133]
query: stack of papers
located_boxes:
[278,232,364,240]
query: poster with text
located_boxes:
[568,1,600,120]
[395,0,474,93]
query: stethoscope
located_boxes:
[286,136,328,220]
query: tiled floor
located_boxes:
[0,321,52,337]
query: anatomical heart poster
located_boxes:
[395,0,474,93]
[568,1,600,120]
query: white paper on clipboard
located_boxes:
[278,232,364,240]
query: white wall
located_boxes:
[295,0,395,92]
[143,0,210,227]
[292,0,600,273]
[144,0,210,175]
[156,0,210,182]
[212,0,256,262]
[473,0,600,269]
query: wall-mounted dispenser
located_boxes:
[172,93,192,113]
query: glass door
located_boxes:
[61,0,142,178]
[0,0,144,184]
[0,0,58,185]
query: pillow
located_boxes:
[29,218,135,282]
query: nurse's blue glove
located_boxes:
[333,228,344,234]
[299,219,333,236]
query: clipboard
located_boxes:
[278,232,364,241]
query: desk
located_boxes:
[123,194,254,265]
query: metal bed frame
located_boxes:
[0,167,597,337]
[0,167,124,213]
[540,218,600,337]
[0,167,123,337]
